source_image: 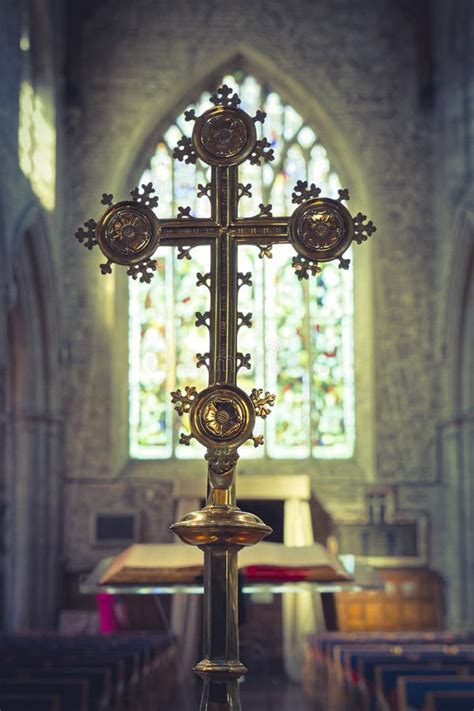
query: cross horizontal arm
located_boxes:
[229,216,290,245]
[158,218,219,246]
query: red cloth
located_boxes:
[96,593,121,634]
[243,565,316,582]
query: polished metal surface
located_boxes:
[75,83,376,710]
[171,506,272,548]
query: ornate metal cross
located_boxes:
[76,84,375,710]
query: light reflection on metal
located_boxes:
[75,84,376,710]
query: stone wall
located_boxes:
[64,479,174,572]
[1,0,473,629]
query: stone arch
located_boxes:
[111,59,375,483]
[3,212,63,631]
[437,199,474,627]
[458,250,474,622]
[124,50,369,205]
[441,201,474,412]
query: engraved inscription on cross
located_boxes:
[75,84,376,494]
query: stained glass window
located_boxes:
[129,72,354,460]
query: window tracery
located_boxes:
[129,72,354,460]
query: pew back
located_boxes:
[424,689,474,710]
[397,675,474,711]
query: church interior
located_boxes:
[1,0,474,709]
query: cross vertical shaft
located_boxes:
[209,167,239,387]
[196,168,247,709]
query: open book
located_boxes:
[99,542,352,585]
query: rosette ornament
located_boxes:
[288,181,376,280]
[170,383,275,474]
[74,183,160,282]
[174,83,272,168]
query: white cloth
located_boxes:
[170,497,201,681]
[282,497,326,681]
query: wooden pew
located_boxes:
[0,632,177,711]
[340,644,474,699]
[0,655,120,711]
[0,679,89,711]
[303,633,474,711]
[23,668,111,711]
[424,689,474,710]
[374,665,466,711]
[397,675,474,711]
[0,694,61,711]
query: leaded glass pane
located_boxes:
[129,253,173,458]
[174,246,209,458]
[309,263,354,457]
[265,245,310,458]
[129,71,355,461]
[237,246,264,459]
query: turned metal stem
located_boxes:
[199,678,242,711]
[199,679,242,711]
[195,548,245,710]
[197,549,244,701]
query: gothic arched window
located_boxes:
[129,72,354,461]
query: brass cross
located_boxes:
[75,83,376,710]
